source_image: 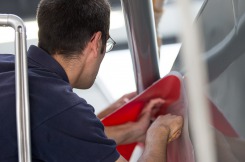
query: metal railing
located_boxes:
[121,0,160,93]
[0,14,31,162]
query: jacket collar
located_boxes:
[27,45,69,83]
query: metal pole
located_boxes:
[176,1,217,162]
[121,0,160,93]
[0,14,32,162]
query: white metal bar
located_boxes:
[0,14,31,162]
[176,1,217,162]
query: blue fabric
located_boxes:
[0,45,120,162]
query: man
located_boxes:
[0,0,183,161]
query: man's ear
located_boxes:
[89,31,102,57]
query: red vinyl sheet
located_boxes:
[102,72,195,161]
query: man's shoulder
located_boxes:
[0,54,14,60]
[0,54,15,72]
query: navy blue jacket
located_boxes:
[0,45,119,162]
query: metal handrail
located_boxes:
[0,14,31,162]
[121,0,160,93]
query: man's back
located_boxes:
[0,54,18,161]
[0,45,119,162]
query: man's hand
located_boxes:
[97,92,137,119]
[116,114,184,162]
[139,114,184,162]
[147,114,183,143]
[130,98,166,143]
[104,98,165,145]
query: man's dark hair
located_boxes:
[37,0,110,58]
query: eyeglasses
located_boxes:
[106,36,116,53]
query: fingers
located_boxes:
[141,98,165,115]
[135,99,165,133]
[168,129,182,143]
[138,98,165,125]
[164,115,183,142]
[122,92,137,103]
[123,92,137,100]
[135,98,183,144]
[118,92,137,107]
[150,114,184,143]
